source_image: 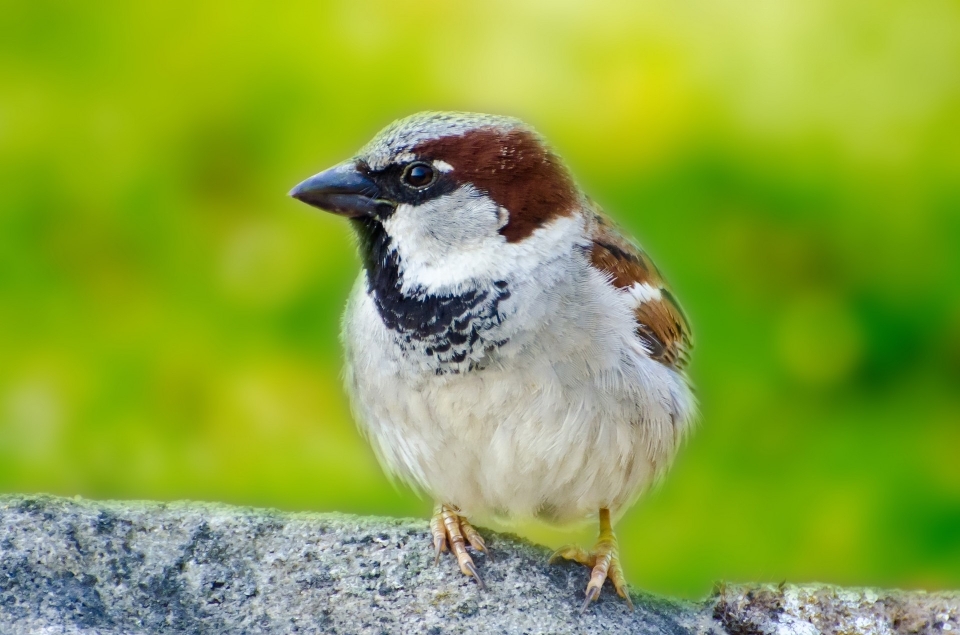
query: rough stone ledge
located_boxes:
[0,495,956,634]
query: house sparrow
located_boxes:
[290,112,696,611]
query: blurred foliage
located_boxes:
[1,0,959,599]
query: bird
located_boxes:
[290,111,696,612]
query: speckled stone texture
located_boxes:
[0,495,709,634]
[0,495,957,634]
[713,583,959,635]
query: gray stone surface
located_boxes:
[714,583,960,635]
[0,495,956,634]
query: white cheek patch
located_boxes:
[382,185,502,291]
[432,160,454,173]
[382,184,586,295]
[625,282,663,304]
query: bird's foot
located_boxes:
[549,509,634,612]
[429,504,489,588]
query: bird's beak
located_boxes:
[289,162,396,219]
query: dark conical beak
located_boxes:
[289,162,395,219]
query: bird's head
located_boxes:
[290,112,582,288]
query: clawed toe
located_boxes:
[430,504,488,587]
[581,584,601,613]
[429,504,633,610]
[548,508,634,612]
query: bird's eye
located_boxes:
[401,162,436,189]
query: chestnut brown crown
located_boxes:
[292,112,582,243]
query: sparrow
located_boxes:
[290,112,696,612]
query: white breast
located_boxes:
[340,216,696,526]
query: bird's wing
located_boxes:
[585,204,693,370]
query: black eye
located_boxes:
[402,162,436,189]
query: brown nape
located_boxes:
[588,213,665,290]
[590,239,657,289]
[412,128,579,242]
[588,215,693,370]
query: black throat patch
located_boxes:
[351,218,511,373]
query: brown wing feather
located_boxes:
[586,207,693,370]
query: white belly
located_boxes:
[341,270,696,526]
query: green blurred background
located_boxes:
[1,0,959,598]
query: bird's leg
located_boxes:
[549,508,634,612]
[429,504,488,588]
